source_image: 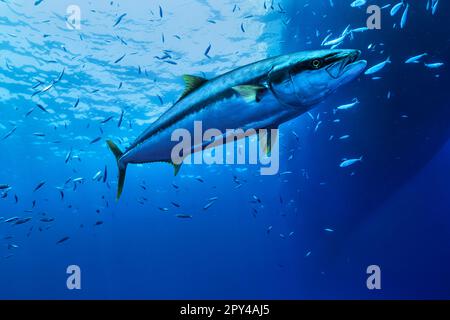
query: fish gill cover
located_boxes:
[0,0,449,299]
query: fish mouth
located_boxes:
[326,50,364,79]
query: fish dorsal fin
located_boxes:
[232,85,266,103]
[179,75,208,101]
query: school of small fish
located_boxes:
[0,0,445,264]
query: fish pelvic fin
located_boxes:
[106,140,127,200]
[173,163,182,176]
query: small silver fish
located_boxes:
[337,98,359,110]
[339,156,363,168]
[424,62,444,69]
[405,53,428,64]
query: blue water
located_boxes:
[0,0,449,299]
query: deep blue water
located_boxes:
[0,0,449,299]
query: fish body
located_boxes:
[176,214,192,219]
[350,0,366,8]
[118,109,124,128]
[432,0,439,15]
[33,181,46,192]
[337,98,359,110]
[400,4,409,29]
[92,171,103,181]
[56,236,70,244]
[113,13,127,27]
[390,2,403,16]
[65,149,72,163]
[4,217,19,223]
[339,156,363,168]
[323,26,351,47]
[351,27,369,33]
[425,62,444,69]
[1,127,17,141]
[14,217,32,225]
[90,137,102,144]
[107,50,366,198]
[103,166,108,183]
[203,201,216,210]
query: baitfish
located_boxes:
[405,53,428,64]
[365,57,391,75]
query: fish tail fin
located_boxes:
[106,140,127,200]
[386,56,392,63]
[359,155,364,161]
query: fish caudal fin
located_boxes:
[106,140,127,200]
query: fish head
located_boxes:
[268,49,367,108]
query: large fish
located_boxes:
[107,49,367,199]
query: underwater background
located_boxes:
[0,0,449,299]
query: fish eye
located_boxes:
[311,59,322,69]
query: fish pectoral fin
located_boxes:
[232,85,266,103]
[259,128,278,157]
[178,75,208,101]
